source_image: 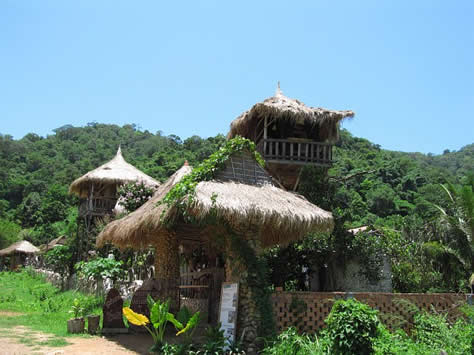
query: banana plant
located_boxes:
[123,295,200,352]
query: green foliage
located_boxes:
[44,245,73,275]
[197,324,227,354]
[75,257,123,281]
[325,299,380,355]
[68,298,84,319]
[227,232,276,339]
[176,306,201,343]
[262,327,328,355]
[0,218,21,249]
[0,269,103,336]
[161,136,264,221]
[117,181,156,213]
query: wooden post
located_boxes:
[263,117,268,156]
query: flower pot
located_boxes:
[67,317,85,334]
[87,315,100,334]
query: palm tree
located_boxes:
[434,173,473,288]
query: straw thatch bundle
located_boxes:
[69,147,159,198]
[97,164,333,249]
[192,181,333,247]
[0,240,40,256]
[228,86,354,143]
[96,164,192,249]
[40,235,67,252]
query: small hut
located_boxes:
[228,84,354,189]
[97,147,333,352]
[69,147,159,218]
[0,240,40,270]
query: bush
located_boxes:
[262,327,327,355]
[75,257,123,281]
[117,181,156,213]
[325,299,379,355]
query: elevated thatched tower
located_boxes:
[70,147,159,218]
[228,84,354,190]
[69,147,159,257]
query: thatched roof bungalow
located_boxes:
[228,85,354,190]
[97,146,334,351]
[0,240,40,270]
[0,240,40,256]
[228,85,354,143]
[69,147,159,199]
[97,154,333,250]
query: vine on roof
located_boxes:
[160,136,265,221]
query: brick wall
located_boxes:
[271,291,470,333]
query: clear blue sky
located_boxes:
[1,1,473,154]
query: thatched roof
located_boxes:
[69,147,159,198]
[97,162,333,249]
[97,164,192,249]
[0,240,40,256]
[228,85,354,142]
[40,235,67,252]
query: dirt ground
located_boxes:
[0,312,154,355]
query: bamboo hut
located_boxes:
[70,147,159,215]
[97,150,333,352]
[69,146,160,260]
[228,84,354,189]
[0,240,39,270]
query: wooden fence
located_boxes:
[271,291,471,333]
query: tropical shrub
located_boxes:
[117,181,156,213]
[44,245,73,275]
[69,298,84,319]
[262,327,327,355]
[325,299,379,355]
[123,296,199,353]
[75,257,123,282]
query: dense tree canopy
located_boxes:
[0,124,471,292]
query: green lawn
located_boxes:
[0,268,103,345]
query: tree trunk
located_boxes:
[153,231,180,312]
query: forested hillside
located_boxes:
[0,123,472,292]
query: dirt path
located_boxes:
[0,311,150,355]
[0,326,149,355]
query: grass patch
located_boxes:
[39,338,70,347]
[0,268,103,338]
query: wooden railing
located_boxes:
[257,139,333,166]
[79,197,117,217]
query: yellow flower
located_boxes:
[123,307,150,326]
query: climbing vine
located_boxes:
[158,136,274,340]
[227,230,276,339]
[160,136,264,221]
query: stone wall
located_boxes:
[34,268,142,299]
[271,291,470,333]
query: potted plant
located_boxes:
[67,298,85,333]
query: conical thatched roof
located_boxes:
[97,161,333,250]
[0,240,40,256]
[69,147,159,198]
[228,85,354,142]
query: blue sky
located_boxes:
[1,1,472,154]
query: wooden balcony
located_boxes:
[79,197,117,217]
[257,138,333,166]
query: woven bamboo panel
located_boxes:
[271,292,468,334]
